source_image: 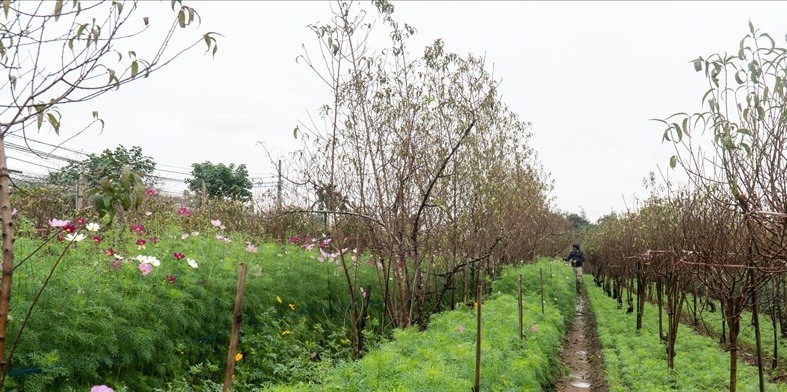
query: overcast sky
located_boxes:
[10,1,787,222]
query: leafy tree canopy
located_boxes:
[48,145,156,188]
[186,161,252,202]
[566,211,593,231]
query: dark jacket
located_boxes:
[564,248,585,267]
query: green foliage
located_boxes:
[186,162,253,202]
[7,205,380,391]
[87,165,146,224]
[265,260,576,391]
[566,212,593,231]
[47,145,156,188]
[586,277,787,392]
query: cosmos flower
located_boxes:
[64,233,85,242]
[49,218,70,227]
[138,263,152,276]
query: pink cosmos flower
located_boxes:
[173,252,185,260]
[130,223,145,234]
[149,236,160,243]
[63,223,77,233]
[210,218,222,227]
[91,386,115,392]
[75,217,86,225]
[92,235,103,243]
[11,208,17,217]
[138,263,152,276]
[48,218,70,227]
[146,188,157,196]
[245,243,258,253]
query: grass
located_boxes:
[586,276,787,392]
[265,260,577,392]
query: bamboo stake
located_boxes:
[518,274,523,340]
[540,268,545,315]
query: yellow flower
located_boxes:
[288,303,296,311]
[276,295,282,304]
[282,330,291,336]
[235,352,243,362]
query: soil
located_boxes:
[555,288,609,392]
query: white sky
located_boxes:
[9,1,787,222]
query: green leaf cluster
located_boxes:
[186,161,253,202]
[47,145,156,188]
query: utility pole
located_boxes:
[277,159,282,210]
[75,173,85,212]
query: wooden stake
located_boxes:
[223,263,248,392]
[473,283,482,392]
[518,274,523,340]
[540,268,545,315]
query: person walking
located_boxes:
[564,243,585,293]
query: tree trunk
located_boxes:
[636,265,645,330]
[748,263,764,392]
[780,280,787,338]
[771,280,779,369]
[727,307,740,392]
[720,300,727,345]
[355,285,371,356]
[0,137,15,378]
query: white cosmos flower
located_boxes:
[187,258,198,269]
[64,233,86,242]
[86,222,101,232]
[134,255,161,267]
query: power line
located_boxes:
[6,155,59,171]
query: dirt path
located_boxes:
[556,289,608,392]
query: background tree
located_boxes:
[281,1,559,354]
[0,0,218,380]
[47,145,156,187]
[658,24,787,391]
[186,161,252,202]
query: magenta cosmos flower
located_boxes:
[91,385,115,392]
[130,223,145,234]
